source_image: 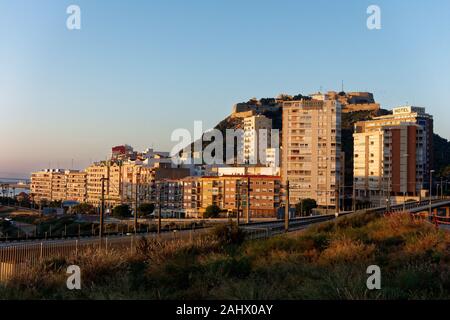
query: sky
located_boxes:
[1,0,450,178]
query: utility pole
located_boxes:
[134,171,140,234]
[300,198,303,216]
[441,176,444,199]
[236,180,241,225]
[158,182,162,235]
[246,176,250,224]
[325,156,328,215]
[429,170,434,217]
[403,191,406,212]
[285,180,290,232]
[386,150,392,211]
[336,175,340,214]
[100,177,109,239]
[352,175,356,212]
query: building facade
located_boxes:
[242,115,273,165]
[182,175,281,218]
[31,160,190,211]
[31,169,82,203]
[66,171,87,203]
[281,98,343,208]
[358,106,433,181]
[354,121,426,206]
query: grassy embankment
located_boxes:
[1,211,449,299]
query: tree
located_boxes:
[204,204,221,218]
[295,198,317,216]
[70,203,96,215]
[112,204,131,218]
[138,203,155,217]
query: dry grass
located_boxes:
[1,213,449,300]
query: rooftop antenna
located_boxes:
[319,85,323,93]
[71,159,74,170]
[341,80,344,92]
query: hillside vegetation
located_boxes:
[1,212,449,299]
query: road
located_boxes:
[3,198,450,262]
[0,210,348,264]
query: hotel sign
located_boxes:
[393,106,425,114]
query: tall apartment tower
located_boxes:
[281,97,343,208]
[241,115,272,165]
[354,121,426,206]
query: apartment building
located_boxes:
[66,171,87,203]
[214,165,280,176]
[30,170,54,202]
[182,176,201,218]
[155,179,184,217]
[182,175,281,218]
[281,97,343,208]
[120,163,155,210]
[359,106,433,179]
[31,169,81,203]
[31,159,190,210]
[241,115,273,165]
[354,121,426,206]
[85,162,122,208]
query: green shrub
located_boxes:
[207,256,252,279]
[204,205,221,218]
[211,222,246,246]
[112,204,131,218]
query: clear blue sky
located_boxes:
[1,0,450,178]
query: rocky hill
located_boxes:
[183,97,450,183]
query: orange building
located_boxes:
[182,175,281,218]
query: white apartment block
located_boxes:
[282,98,343,208]
[242,115,272,165]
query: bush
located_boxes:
[207,256,251,279]
[212,222,246,246]
[204,205,221,218]
[70,203,96,215]
[112,204,131,218]
[138,203,155,217]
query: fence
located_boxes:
[0,228,208,282]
